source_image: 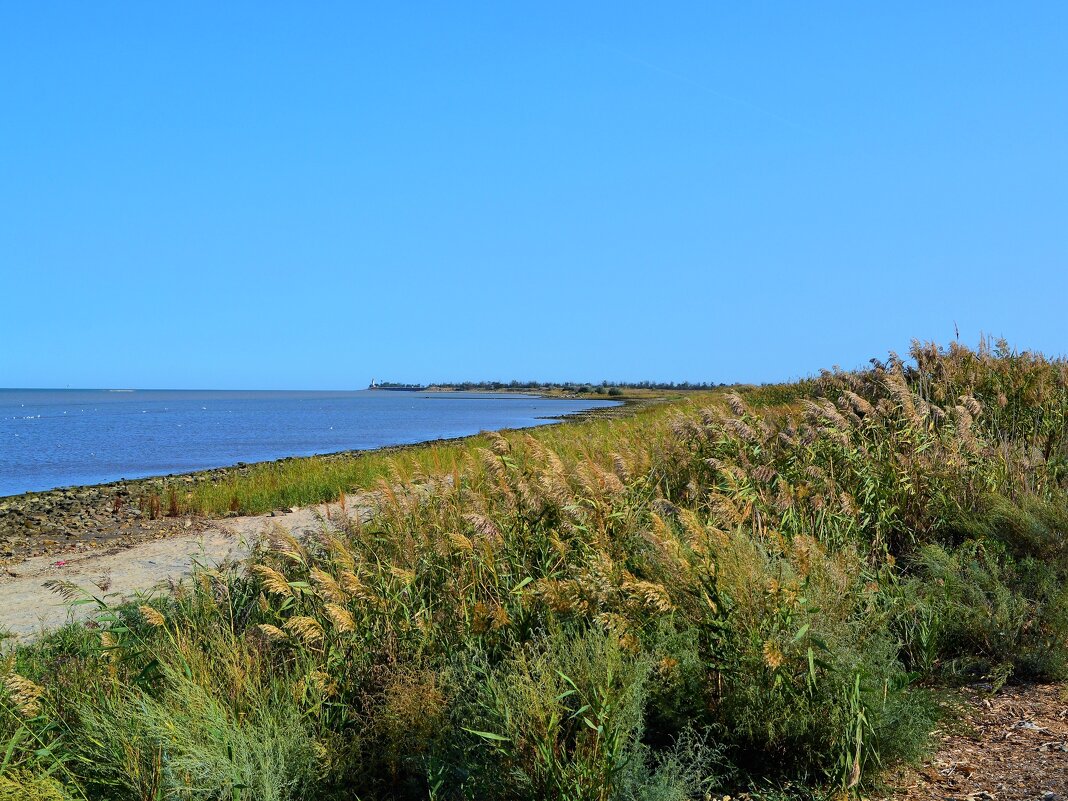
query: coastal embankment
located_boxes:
[0,395,652,562]
[0,395,661,640]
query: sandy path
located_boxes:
[0,498,371,641]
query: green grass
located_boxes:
[174,436,487,516]
[5,340,1068,800]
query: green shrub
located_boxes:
[72,663,319,801]
[709,530,936,786]
[951,492,1068,564]
[896,540,1068,682]
[449,627,723,801]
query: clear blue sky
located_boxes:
[2,4,1066,389]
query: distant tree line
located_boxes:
[429,380,725,395]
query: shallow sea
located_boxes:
[0,389,618,496]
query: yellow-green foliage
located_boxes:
[0,773,67,801]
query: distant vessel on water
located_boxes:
[368,379,425,391]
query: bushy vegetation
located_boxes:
[4,339,1068,799]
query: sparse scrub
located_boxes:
[8,340,1068,798]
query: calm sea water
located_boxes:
[0,389,618,497]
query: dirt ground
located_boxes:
[883,683,1068,801]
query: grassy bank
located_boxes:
[4,339,1068,800]
[142,395,681,518]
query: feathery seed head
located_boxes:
[324,603,356,633]
[309,567,345,603]
[139,605,166,627]
[252,564,293,597]
[284,615,325,647]
[256,623,287,642]
[2,673,44,718]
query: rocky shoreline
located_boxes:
[0,469,221,563]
